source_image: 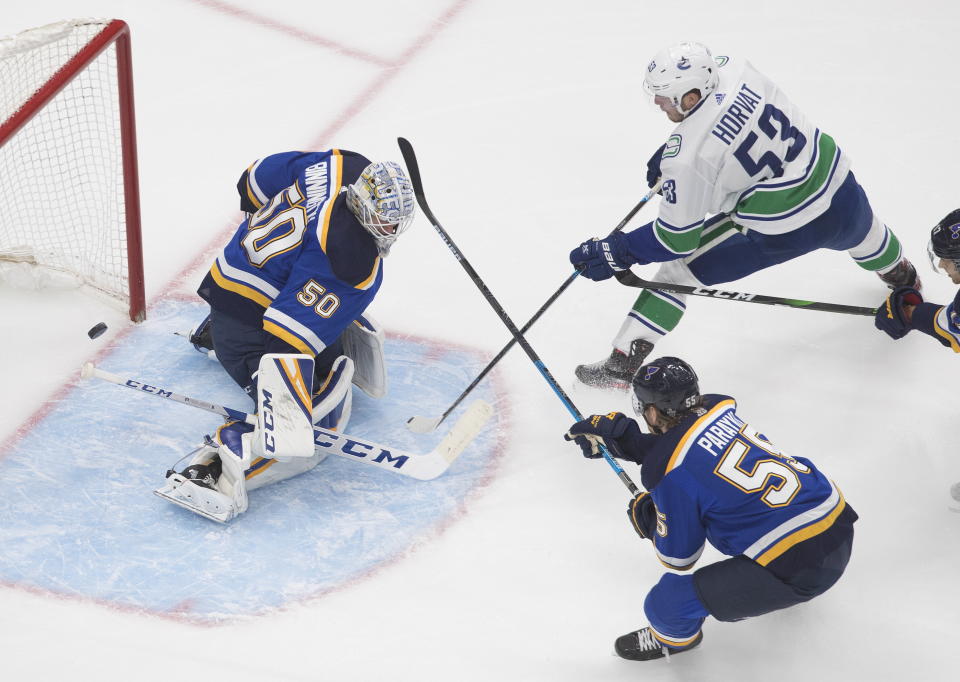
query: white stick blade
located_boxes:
[432,399,493,466]
[80,362,95,379]
[406,414,443,434]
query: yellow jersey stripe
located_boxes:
[245,162,264,210]
[355,256,381,290]
[666,399,736,474]
[932,308,960,352]
[755,493,847,566]
[262,320,314,356]
[209,261,272,308]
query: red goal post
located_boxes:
[0,19,145,321]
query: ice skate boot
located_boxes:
[575,339,653,390]
[614,626,702,661]
[878,257,922,292]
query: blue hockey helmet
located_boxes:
[631,356,700,418]
[929,209,960,263]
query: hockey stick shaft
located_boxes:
[614,271,877,316]
[80,362,490,480]
[398,137,642,497]
[409,182,662,433]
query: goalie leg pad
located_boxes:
[256,353,316,459]
[312,355,354,435]
[221,419,327,492]
[341,313,387,399]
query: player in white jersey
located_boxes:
[569,42,919,390]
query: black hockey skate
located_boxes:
[188,314,215,354]
[614,626,702,662]
[574,339,653,390]
[878,257,922,292]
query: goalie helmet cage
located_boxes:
[0,19,145,321]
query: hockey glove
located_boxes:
[875,286,922,340]
[564,411,643,461]
[646,143,665,189]
[627,492,657,540]
[569,232,639,281]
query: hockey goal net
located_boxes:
[0,19,145,321]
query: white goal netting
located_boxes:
[0,19,141,316]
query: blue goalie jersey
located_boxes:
[198,149,380,357]
[637,395,854,574]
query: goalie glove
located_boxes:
[627,492,657,541]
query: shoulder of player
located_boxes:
[310,195,381,288]
[639,394,738,490]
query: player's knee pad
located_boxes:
[312,355,354,436]
[341,313,387,399]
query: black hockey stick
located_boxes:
[399,137,642,497]
[614,271,878,316]
[407,182,662,434]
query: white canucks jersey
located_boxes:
[650,56,852,257]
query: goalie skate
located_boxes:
[153,472,239,524]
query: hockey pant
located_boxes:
[642,529,853,645]
[614,171,905,350]
[208,307,345,400]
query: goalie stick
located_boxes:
[80,362,492,481]
[614,271,878,316]
[398,137,643,498]
[406,180,663,434]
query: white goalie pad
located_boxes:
[312,355,354,433]
[341,314,387,399]
[257,353,315,459]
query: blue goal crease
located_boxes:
[0,299,502,623]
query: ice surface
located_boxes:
[1,1,959,681]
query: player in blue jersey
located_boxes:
[563,357,857,661]
[154,149,416,522]
[875,209,960,352]
[568,41,919,390]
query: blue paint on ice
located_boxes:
[0,300,502,622]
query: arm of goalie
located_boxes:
[256,353,316,458]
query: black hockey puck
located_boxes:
[87,322,108,339]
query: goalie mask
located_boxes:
[631,356,701,419]
[927,208,960,272]
[347,161,416,255]
[644,42,719,116]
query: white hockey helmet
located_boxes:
[347,161,416,254]
[644,42,719,116]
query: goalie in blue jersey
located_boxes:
[155,150,416,523]
[564,357,857,661]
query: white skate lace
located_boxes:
[636,628,665,653]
